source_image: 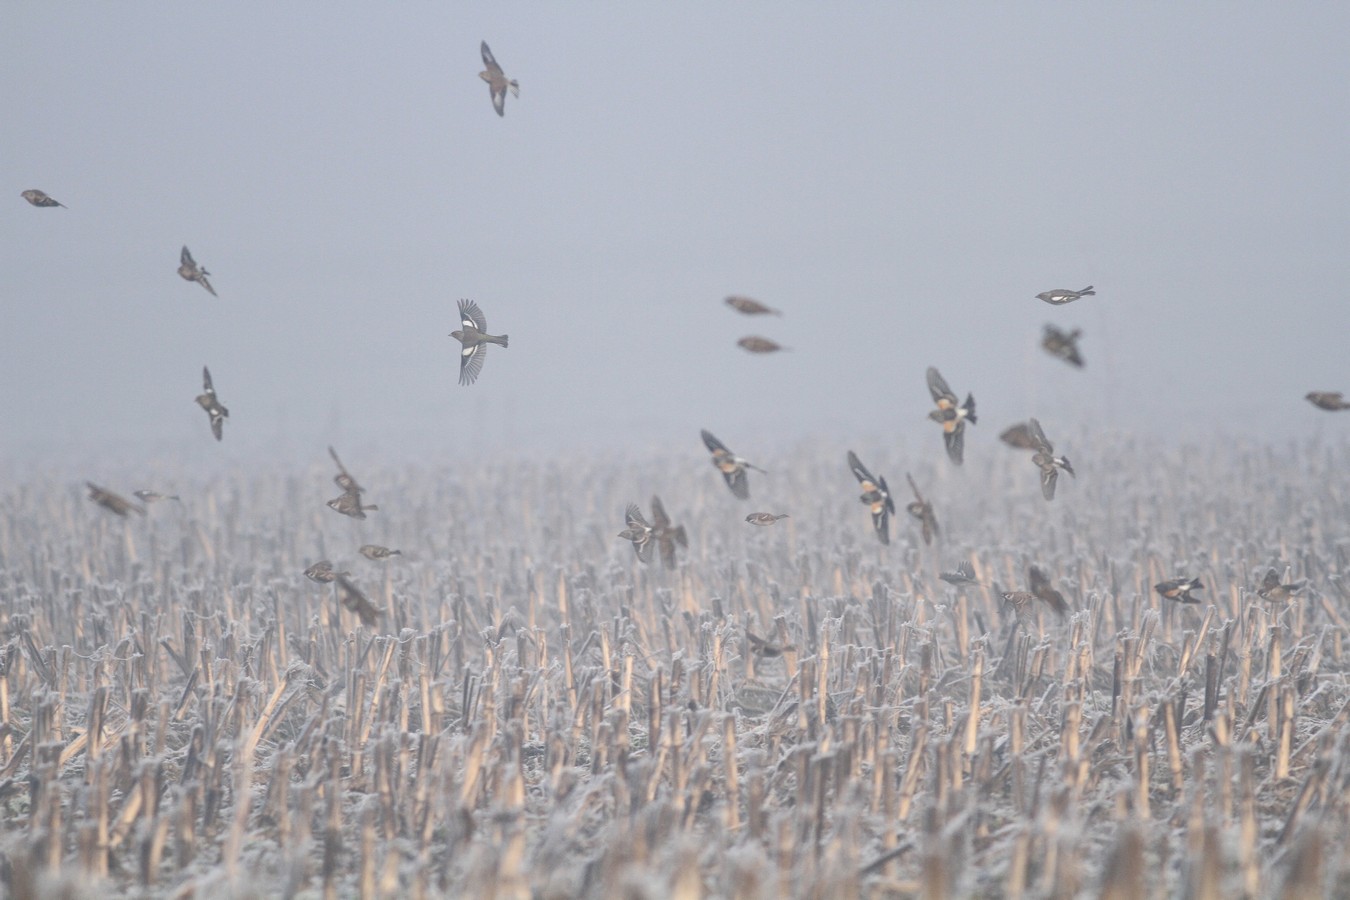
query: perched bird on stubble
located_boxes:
[86,482,145,517]
[1041,324,1084,368]
[725,295,782,316]
[904,473,939,546]
[326,446,378,519]
[1155,576,1204,604]
[737,336,788,354]
[700,430,766,500]
[335,573,382,627]
[134,490,180,503]
[1257,568,1306,604]
[21,189,65,208]
[178,246,216,296]
[649,495,688,569]
[617,503,656,563]
[479,41,519,117]
[360,544,402,561]
[1028,565,1071,617]
[746,512,789,526]
[1036,285,1095,305]
[1028,418,1075,500]
[926,367,977,465]
[195,367,229,441]
[450,298,509,386]
[847,451,896,545]
[1305,391,1350,411]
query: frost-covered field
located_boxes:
[1,435,1348,898]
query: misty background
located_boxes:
[3,4,1348,481]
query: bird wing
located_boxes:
[944,424,965,465]
[650,495,671,529]
[1040,465,1058,500]
[459,298,487,331]
[625,503,650,530]
[1261,568,1280,592]
[905,472,924,504]
[724,466,749,500]
[1028,418,1053,453]
[701,429,729,454]
[846,451,874,486]
[211,412,224,441]
[181,246,194,267]
[481,41,502,75]
[459,342,486,385]
[926,367,956,405]
[202,367,214,395]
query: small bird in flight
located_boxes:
[618,503,655,563]
[999,580,1068,625]
[746,512,789,526]
[360,544,402,561]
[999,422,1039,450]
[926,367,977,465]
[195,367,229,441]
[305,560,349,584]
[1041,325,1084,368]
[701,429,766,500]
[134,490,180,503]
[450,298,509,386]
[746,630,795,658]
[1036,285,1095,305]
[1305,391,1350,411]
[649,495,688,569]
[1155,576,1203,604]
[725,296,782,316]
[737,336,788,354]
[847,451,895,545]
[904,473,939,546]
[1028,418,1074,500]
[1257,568,1305,604]
[335,573,382,627]
[326,446,378,519]
[479,41,519,117]
[1028,565,1070,616]
[21,189,65,208]
[940,561,980,586]
[178,246,216,297]
[86,482,145,517]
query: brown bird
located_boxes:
[1028,565,1071,617]
[701,429,766,499]
[1028,418,1074,500]
[999,422,1039,450]
[904,473,939,545]
[327,447,378,519]
[479,41,519,117]
[926,367,977,465]
[745,512,789,526]
[1257,568,1305,603]
[335,573,382,627]
[1041,324,1084,367]
[746,630,795,658]
[305,560,349,584]
[649,495,688,569]
[195,366,229,441]
[737,336,787,353]
[999,583,1068,624]
[617,503,655,563]
[360,544,402,561]
[847,451,895,545]
[1155,576,1203,604]
[86,482,145,517]
[21,189,65,208]
[725,296,782,316]
[1305,391,1350,411]
[178,246,216,296]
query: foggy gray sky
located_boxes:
[4,4,1349,473]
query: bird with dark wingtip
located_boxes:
[725,296,782,316]
[479,41,519,117]
[700,430,766,500]
[1306,391,1350,411]
[618,503,656,563]
[194,367,229,441]
[1042,325,1084,368]
[1257,568,1306,603]
[649,495,688,569]
[999,422,1038,450]
[87,482,145,517]
[940,561,979,586]
[327,446,378,519]
[847,451,896,545]
[450,298,509,386]
[737,336,788,354]
[746,512,789,526]
[904,473,939,545]
[1028,565,1070,616]
[336,573,382,627]
[926,367,977,465]
[21,189,65,208]
[1155,576,1203,604]
[1036,285,1095,305]
[1028,418,1074,500]
[178,246,216,297]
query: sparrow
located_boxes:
[1041,324,1084,368]
[450,298,509,386]
[617,503,655,563]
[335,573,382,627]
[999,422,1039,450]
[305,560,349,584]
[360,544,402,561]
[86,482,145,517]
[847,450,895,545]
[737,336,788,353]
[745,512,789,526]
[1036,285,1095,305]
[649,495,688,569]
[195,366,229,441]
[725,296,782,316]
[1155,576,1203,604]
[1257,568,1306,603]
[940,561,979,586]
[1028,418,1074,500]
[926,367,977,465]
[1305,392,1350,411]
[700,429,766,500]
[746,630,795,658]
[178,246,216,297]
[328,445,364,496]
[998,582,1068,623]
[479,41,519,117]
[328,489,378,520]
[134,490,180,503]
[21,189,65,208]
[1028,565,1070,617]
[904,473,939,545]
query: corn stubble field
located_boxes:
[1,436,1348,898]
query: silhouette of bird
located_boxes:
[21,189,65,208]
[1155,576,1203,604]
[1028,418,1074,500]
[305,560,349,584]
[999,422,1039,450]
[195,366,229,441]
[999,581,1067,624]
[649,495,688,569]
[617,503,655,563]
[1041,325,1084,367]
[940,561,979,585]
[86,482,145,517]
[746,630,795,658]
[178,246,216,296]
[326,447,378,519]
[1028,565,1070,616]
[336,573,381,627]
[847,451,895,545]
[1258,568,1306,604]
[450,298,509,385]
[737,336,787,353]
[700,429,766,500]
[725,296,782,316]
[134,490,180,503]
[1036,285,1094,305]
[360,544,402,561]
[479,41,519,117]
[745,512,789,526]
[904,473,939,545]
[1305,392,1350,411]
[926,367,977,465]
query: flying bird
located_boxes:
[178,246,216,297]
[305,560,348,584]
[1305,392,1350,411]
[21,189,65,208]
[926,367,977,465]
[326,447,378,519]
[700,430,766,500]
[335,573,382,627]
[195,367,229,441]
[1036,285,1095,305]
[450,298,509,386]
[1041,325,1084,368]
[649,495,688,569]
[737,336,788,354]
[904,473,939,545]
[1028,418,1075,500]
[479,41,519,117]
[999,579,1068,625]
[999,422,1039,450]
[86,482,145,517]
[1155,576,1203,604]
[725,296,782,316]
[745,512,789,526]
[746,630,795,658]
[1257,568,1306,604]
[360,544,402,561]
[940,561,980,586]
[617,503,655,563]
[847,451,895,545]
[1028,565,1070,617]
[134,490,180,503]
